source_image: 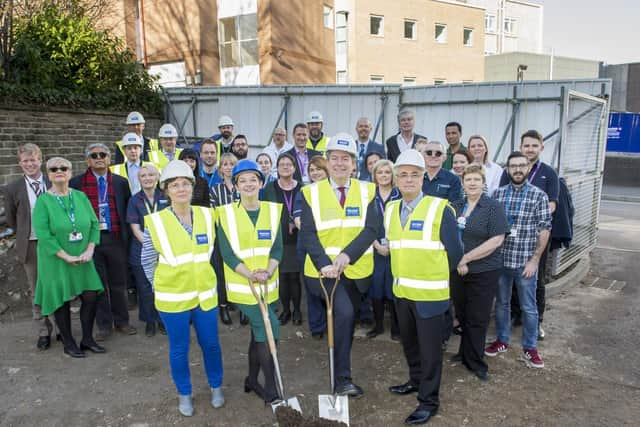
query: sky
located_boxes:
[530,0,638,64]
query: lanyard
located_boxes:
[506,185,528,226]
[282,189,294,215]
[528,162,541,182]
[54,190,78,232]
[142,193,158,214]
[98,176,108,204]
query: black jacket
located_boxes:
[550,177,574,250]
[285,147,322,183]
[385,133,427,163]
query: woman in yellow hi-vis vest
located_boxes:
[216,159,283,405]
[140,160,223,417]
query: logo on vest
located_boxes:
[409,220,424,231]
[257,230,272,240]
[196,234,209,244]
[345,207,360,217]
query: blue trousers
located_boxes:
[131,264,159,323]
[297,241,327,334]
[158,306,224,395]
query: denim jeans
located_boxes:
[496,267,539,350]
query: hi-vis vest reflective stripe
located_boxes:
[109,161,151,189]
[216,201,282,306]
[148,148,184,171]
[385,196,450,302]
[116,138,158,156]
[306,135,330,152]
[301,179,375,279]
[146,206,217,313]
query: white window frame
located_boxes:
[404,19,417,40]
[323,5,334,29]
[337,71,348,84]
[484,13,497,33]
[435,23,447,44]
[504,17,517,35]
[370,15,384,37]
[463,27,474,47]
[218,14,259,69]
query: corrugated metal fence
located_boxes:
[163,79,611,276]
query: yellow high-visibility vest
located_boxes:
[109,161,151,190]
[148,148,184,171]
[216,201,282,306]
[306,135,330,152]
[301,178,375,279]
[146,206,217,313]
[116,138,158,157]
[384,196,450,302]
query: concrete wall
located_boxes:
[485,52,601,82]
[603,64,629,112]
[347,0,485,84]
[0,107,161,187]
[627,63,640,112]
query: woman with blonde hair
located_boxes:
[467,135,503,196]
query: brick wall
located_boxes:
[0,106,162,189]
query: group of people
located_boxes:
[3,106,572,425]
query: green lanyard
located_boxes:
[54,190,78,232]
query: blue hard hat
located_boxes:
[232,159,264,184]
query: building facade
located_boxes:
[602,63,640,113]
[485,51,601,82]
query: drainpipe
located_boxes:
[139,0,148,66]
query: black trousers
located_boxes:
[304,275,366,382]
[279,272,302,314]
[450,269,500,374]
[395,298,444,411]
[93,233,130,330]
[511,243,549,323]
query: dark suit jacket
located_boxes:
[358,140,386,181]
[3,175,51,263]
[285,147,321,183]
[385,133,426,163]
[70,170,131,245]
[115,136,154,164]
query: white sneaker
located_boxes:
[538,325,546,341]
[211,387,225,408]
[178,395,193,417]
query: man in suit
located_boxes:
[286,123,321,184]
[4,143,55,350]
[355,117,386,181]
[70,143,137,341]
[385,109,427,163]
[114,112,158,164]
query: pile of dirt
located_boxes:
[275,406,347,427]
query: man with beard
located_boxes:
[442,122,466,171]
[215,115,236,159]
[306,111,330,153]
[230,135,249,160]
[486,151,551,369]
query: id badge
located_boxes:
[69,231,83,242]
[510,228,518,238]
[98,202,108,229]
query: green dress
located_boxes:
[33,190,104,316]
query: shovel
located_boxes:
[248,279,302,414]
[317,276,350,426]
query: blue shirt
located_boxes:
[422,168,463,203]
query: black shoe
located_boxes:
[366,328,383,339]
[55,333,63,342]
[292,310,302,326]
[389,381,419,395]
[474,370,489,381]
[311,331,324,340]
[63,345,86,358]
[145,322,156,337]
[405,407,438,425]
[37,336,51,350]
[453,325,463,336]
[278,311,291,325]
[219,306,232,325]
[391,332,401,342]
[450,353,463,362]
[80,341,106,354]
[239,311,249,326]
[158,322,167,335]
[334,381,363,398]
[359,318,374,328]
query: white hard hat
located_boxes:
[126,111,145,125]
[326,132,357,157]
[158,123,178,138]
[306,111,324,123]
[159,160,195,189]
[121,132,143,147]
[394,149,425,171]
[217,115,234,127]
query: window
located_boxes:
[370,75,384,84]
[434,79,446,85]
[435,24,447,43]
[403,77,416,86]
[324,5,333,29]
[370,15,384,36]
[463,28,474,46]
[485,13,497,32]
[504,17,517,35]
[218,14,258,68]
[337,71,347,84]
[404,19,417,40]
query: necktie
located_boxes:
[338,186,346,208]
[359,144,366,173]
[30,181,42,197]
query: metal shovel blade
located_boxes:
[318,394,350,426]
[271,397,303,414]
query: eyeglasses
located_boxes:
[508,163,529,170]
[49,166,69,173]
[425,150,443,157]
[89,152,108,159]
